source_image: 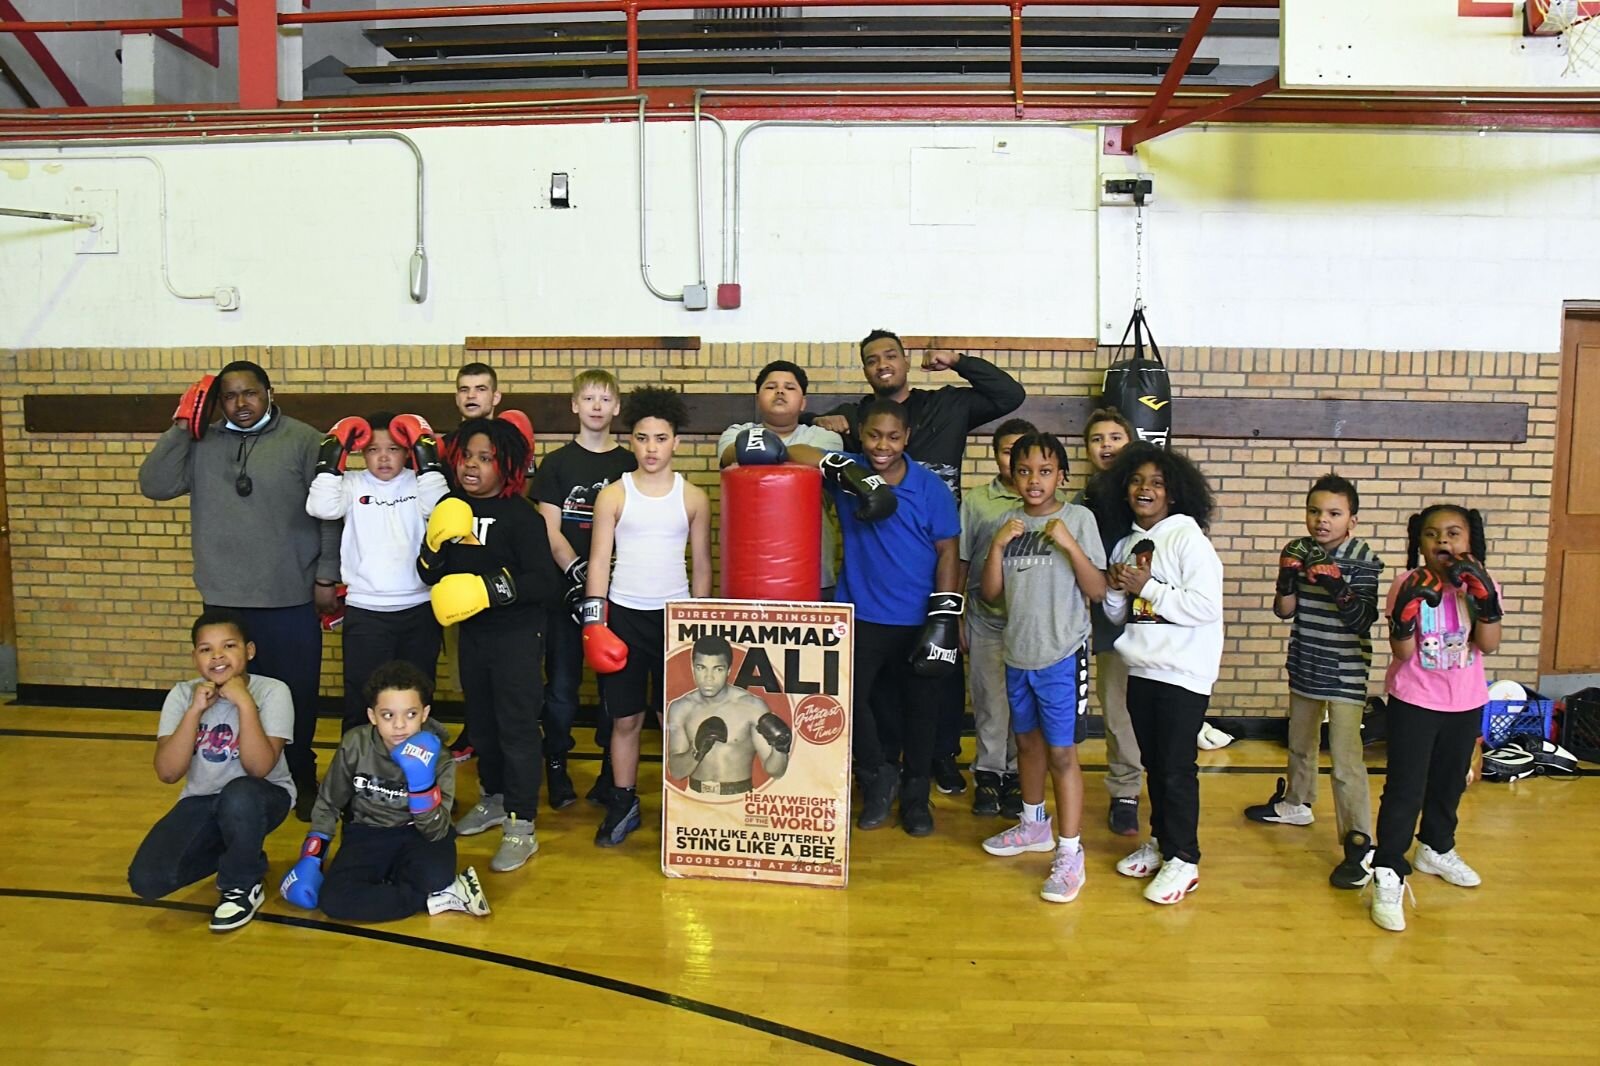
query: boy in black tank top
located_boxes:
[578,387,712,848]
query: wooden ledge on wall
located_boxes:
[899,337,1098,352]
[25,393,1528,443]
[465,336,702,351]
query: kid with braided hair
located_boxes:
[1367,504,1502,932]
[419,417,561,874]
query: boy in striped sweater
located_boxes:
[1246,474,1384,889]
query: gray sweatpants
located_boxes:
[967,623,1018,775]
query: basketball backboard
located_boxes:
[1281,0,1600,91]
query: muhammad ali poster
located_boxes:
[661,600,853,888]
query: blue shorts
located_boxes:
[1005,645,1088,748]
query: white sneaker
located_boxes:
[455,794,506,836]
[1116,839,1162,878]
[1414,844,1481,888]
[427,867,491,917]
[1367,867,1414,931]
[1143,857,1199,905]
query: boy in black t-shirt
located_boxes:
[531,369,637,809]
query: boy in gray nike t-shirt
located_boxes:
[978,433,1107,905]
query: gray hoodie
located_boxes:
[312,718,455,842]
[139,411,339,607]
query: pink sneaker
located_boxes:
[982,817,1055,856]
[1041,848,1086,903]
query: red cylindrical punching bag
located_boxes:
[721,464,823,601]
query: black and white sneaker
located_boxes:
[932,756,967,796]
[970,771,1002,817]
[1108,796,1141,837]
[210,883,265,933]
[1243,776,1314,826]
[1329,829,1375,890]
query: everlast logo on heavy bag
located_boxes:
[1102,305,1172,449]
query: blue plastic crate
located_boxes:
[1482,698,1553,748]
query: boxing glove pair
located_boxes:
[733,428,898,522]
[316,413,441,477]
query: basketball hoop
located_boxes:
[1528,0,1600,77]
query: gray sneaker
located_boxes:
[455,794,506,837]
[491,816,539,872]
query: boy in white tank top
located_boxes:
[578,387,712,847]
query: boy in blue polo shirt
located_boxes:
[735,398,960,836]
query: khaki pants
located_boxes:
[1286,692,1372,839]
[1097,652,1142,800]
[967,624,1017,774]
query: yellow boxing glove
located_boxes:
[425,498,477,552]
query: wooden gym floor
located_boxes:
[2,702,1597,1065]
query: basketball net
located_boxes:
[1530,0,1600,76]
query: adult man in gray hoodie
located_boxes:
[140,360,340,820]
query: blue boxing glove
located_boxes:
[734,426,788,465]
[392,730,444,814]
[279,832,330,909]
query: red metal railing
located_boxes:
[0,0,1282,116]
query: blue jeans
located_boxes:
[128,776,291,897]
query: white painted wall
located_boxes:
[2,119,1597,352]
[0,120,1101,347]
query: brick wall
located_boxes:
[0,342,1557,716]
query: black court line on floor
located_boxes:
[5,728,1596,777]
[0,887,909,1065]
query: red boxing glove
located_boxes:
[389,413,442,476]
[331,415,373,453]
[316,416,373,477]
[1390,567,1445,640]
[578,597,628,674]
[172,374,216,440]
[1445,553,1503,624]
[499,410,537,477]
[319,584,347,633]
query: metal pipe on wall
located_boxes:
[0,130,428,302]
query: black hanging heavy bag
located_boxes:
[1101,305,1172,449]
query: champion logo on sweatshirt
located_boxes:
[357,493,419,507]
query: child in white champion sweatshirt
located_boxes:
[1098,443,1224,908]
[307,410,449,731]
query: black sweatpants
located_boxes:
[319,822,457,923]
[1373,697,1481,877]
[878,650,966,767]
[217,602,322,783]
[340,603,443,733]
[1126,676,1210,865]
[460,620,545,817]
[853,621,938,780]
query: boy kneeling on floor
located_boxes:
[280,660,489,921]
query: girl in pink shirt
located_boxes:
[1368,504,1503,933]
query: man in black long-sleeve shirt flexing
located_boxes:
[815,329,1025,797]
